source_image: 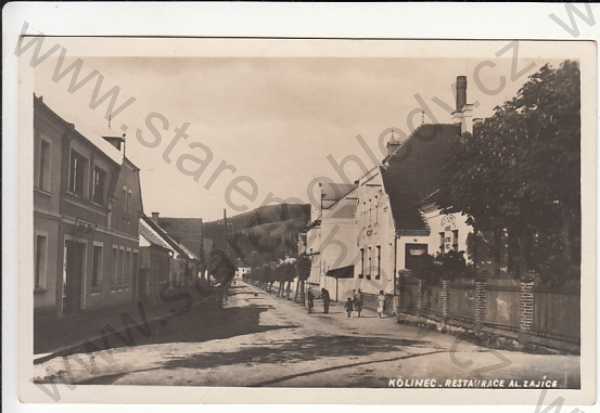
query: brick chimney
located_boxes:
[455,75,467,112]
[151,212,160,223]
[452,75,474,135]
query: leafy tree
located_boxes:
[437,60,580,285]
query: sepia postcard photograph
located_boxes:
[3,2,599,409]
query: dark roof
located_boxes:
[326,265,354,279]
[382,123,460,234]
[141,215,198,260]
[156,217,204,259]
[139,218,174,251]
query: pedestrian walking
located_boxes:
[344,297,354,318]
[377,290,386,318]
[353,289,363,318]
[321,288,331,314]
[307,289,314,314]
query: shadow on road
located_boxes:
[161,334,431,371]
[131,303,296,347]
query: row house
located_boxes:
[34,96,143,316]
[304,182,357,299]
[141,213,201,289]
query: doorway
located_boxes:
[404,243,428,270]
[63,240,85,314]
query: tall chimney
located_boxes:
[151,212,160,223]
[456,76,467,112]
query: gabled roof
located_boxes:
[382,123,461,234]
[139,218,176,252]
[140,215,198,260]
[34,94,124,165]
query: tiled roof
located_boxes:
[139,218,175,252]
[382,123,460,233]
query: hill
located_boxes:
[203,203,310,265]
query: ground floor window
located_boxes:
[112,246,119,287]
[35,234,47,290]
[91,244,103,289]
[375,245,381,280]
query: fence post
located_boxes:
[440,279,449,321]
[519,281,536,346]
[474,280,488,332]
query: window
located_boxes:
[375,245,381,279]
[367,247,372,279]
[69,150,88,197]
[439,232,445,254]
[38,140,51,191]
[112,247,119,286]
[128,190,133,214]
[125,251,131,287]
[35,235,47,289]
[122,187,128,212]
[120,249,126,285]
[92,167,106,204]
[452,230,459,251]
[91,245,103,289]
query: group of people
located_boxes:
[306,288,331,314]
[306,288,386,319]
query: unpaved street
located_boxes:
[34,282,580,388]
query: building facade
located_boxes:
[34,96,143,316]
[351,76,476,310]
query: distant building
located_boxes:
[305,182,358,300]
[138,217,175,303]
[34,96,143,316]
[142,213,201,288]
[235,267,251,280]
[151,216,205,268]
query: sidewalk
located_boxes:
[34,290,218,358]
[257,282,468,349]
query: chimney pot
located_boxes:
[151,212,160,223]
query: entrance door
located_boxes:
[404,243,428,270]
[63,240,85,314]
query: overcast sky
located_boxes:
[35,54,561,221]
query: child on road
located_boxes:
[377,290,386,318]
[344,297,354,318]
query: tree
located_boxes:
[295,255,311,302]
[437,60,580,285]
